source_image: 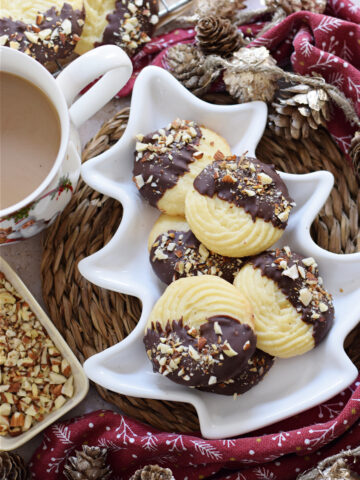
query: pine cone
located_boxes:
[268,82,331,140]
[195,0,246,20]
[196,15,244,57]
[63,445,112,480]
[349,131,360,178]
[130,465,175,480]
[0,452,28,480]
[166,43,220,95]
[223,46,278,103]
[264,0,326,14]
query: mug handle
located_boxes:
[56,45,133,128]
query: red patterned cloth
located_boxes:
[29,376,360,479]
[118,0,360,158]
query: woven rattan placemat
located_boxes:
[41,106,360,433]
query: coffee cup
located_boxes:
[0,45,132,244]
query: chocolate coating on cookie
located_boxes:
[150,229,243,284]
[100,0,158,57]
[0,3,84,64]
[144,316,256,388]
[193,154,294,229]
[198,349,274,396]
[133,119,202,208]
[249,247,334,345]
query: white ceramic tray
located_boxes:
[79,66,360,439]
[0,257,89,450]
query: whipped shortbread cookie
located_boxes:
[133,119,231,216]
[185,154,294,257]
[0,0,85,64]
[233,247,334,358]
[198,348,274,396]
[144,275,256,388]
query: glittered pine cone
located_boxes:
[166,43,220,95]
[349,131,360,178]
[196,15,244,57]
[264,0,327,14]
[0,452,28,480]
[268,81,331,140]
[130,465,175,480]
[223,46,278,103]
[63,445,112,480]
[195,0,246,20]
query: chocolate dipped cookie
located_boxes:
[185,154,294,257]
[144,275,256,388]
[198,349,274,396]
[133,119,232,216]
[75,0,158,57]
[0,0,85,64]
[233,247,334,358]
[148,214,243,284]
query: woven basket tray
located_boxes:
[41,106,360,433]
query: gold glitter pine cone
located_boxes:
[264,0,327,14]
[195,0,246,20]
[196,15,245,57]
[130,465,175,480]
[0,452,28,480]
[166,43,220,95]
[63,445,112,480]
[223,46,278,103]
[268,82,331,140]
[349,131,360,178]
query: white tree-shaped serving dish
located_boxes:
[79,66,360,439]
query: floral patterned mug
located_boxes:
[0,45,132,244]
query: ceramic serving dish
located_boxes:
[79,66,360,439]
[0,257,89,450]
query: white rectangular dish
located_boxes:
[0,256,89,450]
[78,66,360,439]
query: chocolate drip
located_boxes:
[150,229,243,284]
[198,349,274,396]
[133,121,202,207]
[100,0,158,57]
[194,155,293,229]
[0,3,84,64]
[144,316,256,388]
[249,248,334,345]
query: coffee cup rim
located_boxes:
[0,46,70,218]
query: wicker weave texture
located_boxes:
[41,107,359,433]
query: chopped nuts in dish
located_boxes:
[0,272,74,437]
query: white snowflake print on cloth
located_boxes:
[303,422,338,450]
[314,17,342,34]
[190,440,223,460]
[318,401,344,419]
[115,415,137,444]
[300,37,313,57]
[347,77,360,103]
[45,424,74,474]
[98,438,123,452]
[165,434,187,452]
[272,431,290,447]
[254,467,277,480]
[328,71,344,88]
[141,431,159,451]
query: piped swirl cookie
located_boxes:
[133,119,231,216]
[233,247,334,358]
[185,154,294,257]
[75,0,159,57]
[0,1,85,64]
[144,275,256,388]
[148,214,243,284]
[198,349,274,396]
